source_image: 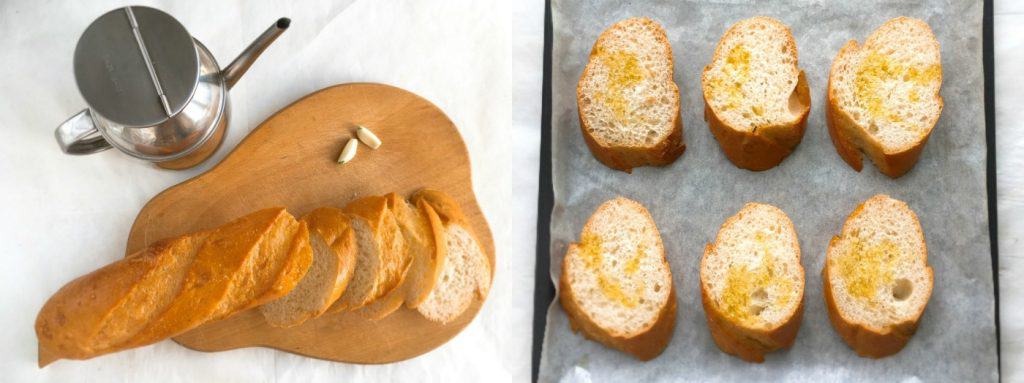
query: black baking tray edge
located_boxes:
[531,0,1000,380]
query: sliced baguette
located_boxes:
[260,207,358,327]
[827,17,943,178]
[559,197,676,361]
[823,194,933,358]
[577,17,685,173]
[700,203,805,362]
[333,196,409,311]
[358,193,418,320]
[411,189,491,324]
[702,17,810,171]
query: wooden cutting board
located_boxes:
[124,83,493,364]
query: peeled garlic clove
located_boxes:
[337,138,358,164]
[356,126,382,150]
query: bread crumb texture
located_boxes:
[703,203,802,328]
[578,17,677,148]
[831,17,942,150]
[703,17,802,131]
[826,195,932,329]
[565,198,671,336]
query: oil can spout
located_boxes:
[222,18,290,89]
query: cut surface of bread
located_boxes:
[577,17,685,172]
[35,234,207,364]
[700,203,804,362]
[559,197,676,360]
[411,189,491,324]
[827,17,943,178]
[335,196,409,311]
[824,194,933,358]
[702,17,810,171]
[123,208,312,349]
[261,207,357,327]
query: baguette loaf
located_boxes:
[577,17,685,173]
[35,208,312,366]
[702,17,810,171]
[559,197,676,360]
[823,194,933,358]
[412,189,491,324]
[827,17,943,178]
[260,207,358,327]
[700,203,804,362]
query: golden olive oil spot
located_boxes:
[718,232,793,325]
[834,238,900,302]
[578,233,643,308]
[708,44,751,112]
[853,51,940,125]
[595,49,646,123]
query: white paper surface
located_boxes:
[540,0,997,382]
[0,0,542,381]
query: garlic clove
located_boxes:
[356,126,382,150]
[337,138,358,164]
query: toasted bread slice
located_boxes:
[121,208,312,349]
[260,207,358,327]
[412,189,491,324]
[702,17,810,171]
[827,17,943,178]
[577,17,685,173]
[700,203,805,362]
[334,196,409,311]
[823,194,933,358]
[559,197,676,360]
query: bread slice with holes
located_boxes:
[577,17,685,173]
[823,194,933,358]
[333,196,409,311]
[412,189,491,324]
[702,17,810,171]
[827,17,943,178]
[559,197,676,361]
[700,203,804,363]
[260,207,358,327]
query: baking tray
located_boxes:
[531,0,1000,381]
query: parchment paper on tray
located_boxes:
[540,1,996,381]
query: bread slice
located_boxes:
[411,189,491,324]
[702,17,810,171]
[260,207,358,327]
[35,233,208,364]
[357,193,419,320]
[116,208,312,350]
[559,197,676,360]
[577,17,685,173]
[823,194,933,358]
[400,197,448,309]
[700,203,804,362]
[827,17,943,178]
[334,196,409,311]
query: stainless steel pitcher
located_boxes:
[55,6,288,169]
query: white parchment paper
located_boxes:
[540,1,996,381]
[0,1,541,381]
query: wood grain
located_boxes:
[125,83,493,364]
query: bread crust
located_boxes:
[822,195,934,358]
[702,18,810,171]
[576,17,685,173]
[825,18,943,178]
[559,266,677,361]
